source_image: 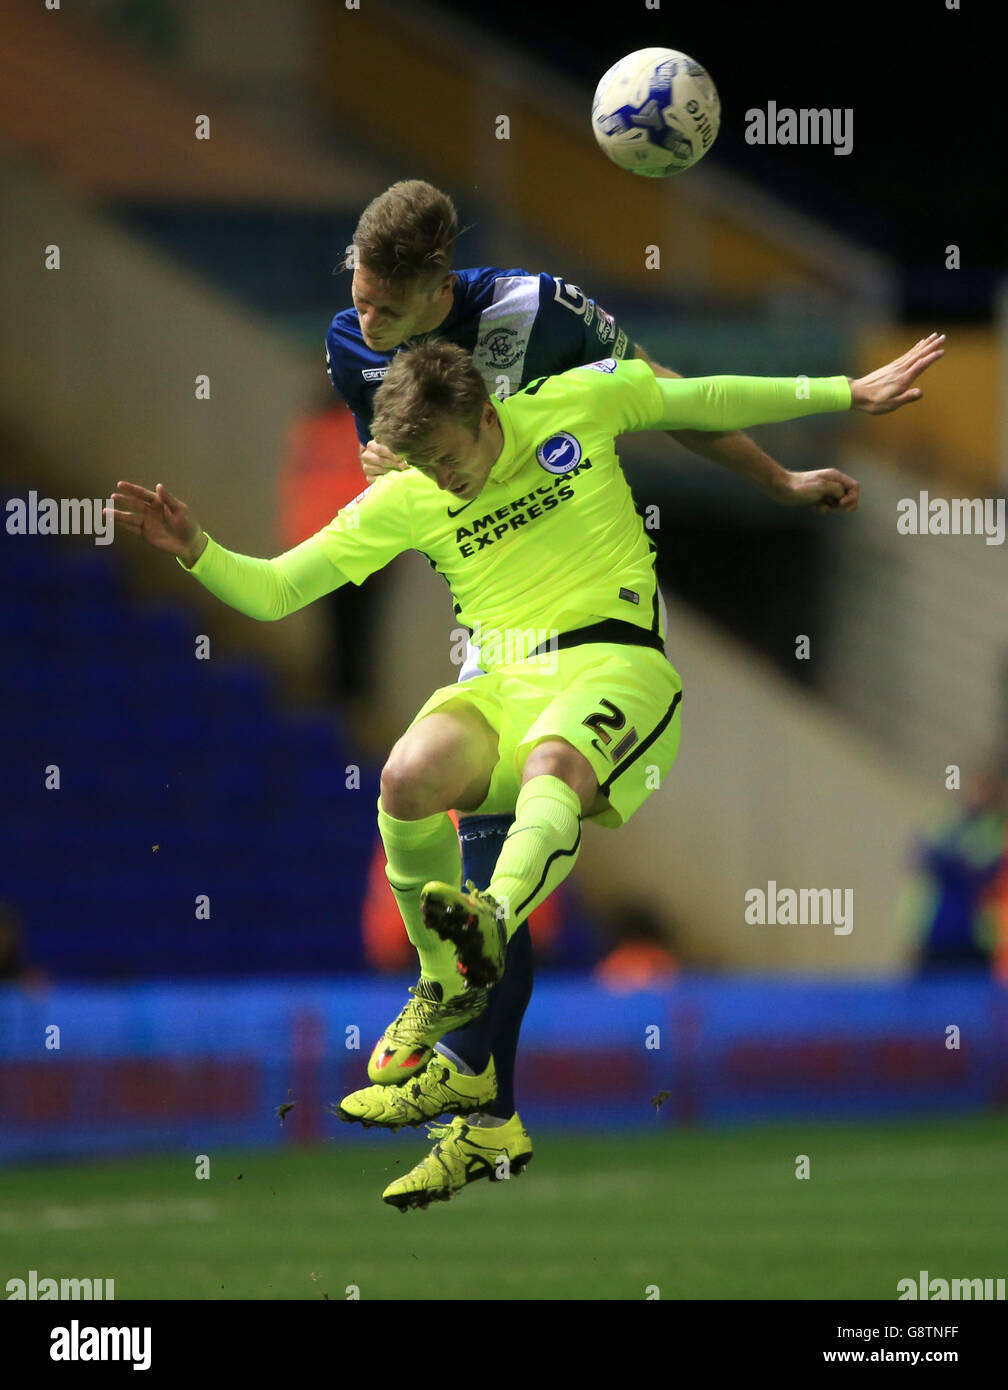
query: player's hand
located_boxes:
[105,482,207,568]
[360,438,407,482]
[849,333,945,414]
[778,468,860,512]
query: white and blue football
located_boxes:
[591,47,720,177]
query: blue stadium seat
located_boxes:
[4,537,378,979]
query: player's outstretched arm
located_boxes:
[634,343,795,503]
[645,334,945,506]
[778,335,945,510]
[106,481,350,621]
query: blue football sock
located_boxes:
[436,923,533,1118]
[435,812,534,1119]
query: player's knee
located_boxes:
[380,747,443,820]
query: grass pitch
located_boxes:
[1,1113,1005,1300]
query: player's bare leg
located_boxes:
[380,703,499,821]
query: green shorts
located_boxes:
[405,643,683,828]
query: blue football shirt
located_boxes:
[325,267,632,446]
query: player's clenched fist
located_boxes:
[105,482,208,569]
[360,438,408,482]
[778,468,860,512]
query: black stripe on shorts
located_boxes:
[598,688,683,798]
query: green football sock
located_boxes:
[377,799,465,997]
[488,774,582,940]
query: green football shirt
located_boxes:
[315,357,669,657]
[181,357,851,665]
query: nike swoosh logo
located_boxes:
[448,499,475,517]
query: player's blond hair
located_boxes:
[371,342,488,461]
[352,180,458,287]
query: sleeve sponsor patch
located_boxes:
[596,307,617,342]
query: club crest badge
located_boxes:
[535,432,582,475]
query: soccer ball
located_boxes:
[591,47,720,178]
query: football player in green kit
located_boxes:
[107,331,943,1208]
